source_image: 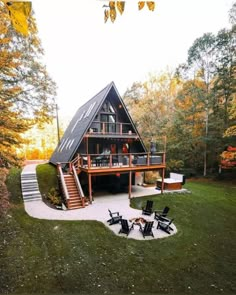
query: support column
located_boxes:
[128,171,132,199]
[86,137,89,154]
[88,174,92,203]
[161,168,165,194]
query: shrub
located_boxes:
[45,188,62,206]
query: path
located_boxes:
[21,163,178,240]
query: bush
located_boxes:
[44,187,62,206]
[144,171,160,184]
[166,159,184,173]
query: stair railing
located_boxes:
[57,164,70,200]
[72,164,85,207]
[70,154,81,171]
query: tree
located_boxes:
[167,79,207,171]
[229,2,236,26]
[187,33,217,176]
[123,71,178,150]
[0,3,57,166]
[213,28,236,129]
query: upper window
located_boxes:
[101,101,115,113]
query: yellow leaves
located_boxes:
[139,2,155,11]
[146,2,155,11]
[138,2,145,10]
[104,1,155,23]
[5,1,32,36]
[104,1,125,23]
[104,9,109,23]
[109,1,116,22]
[116,1,125,15]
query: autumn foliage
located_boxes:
[0,1,57,166]
[103,1,155,23]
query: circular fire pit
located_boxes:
[129,217,147,225]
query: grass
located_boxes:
[0,164,236,295]
[36,163,59,196]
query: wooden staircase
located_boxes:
[63,174,87,209]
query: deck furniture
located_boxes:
[154,206,170,221]
[136,155,162,165]
[119,219,134,236]
[107,209,122,225]
[157,218,174,234]
[142,200,153,216]
[139,221,154,238]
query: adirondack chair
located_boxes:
[107,209,122,225]
[157,218,174,234]
[154,206,170,221]
[139,221,154,238]
[142,200,153,216]
[119,219,134,236]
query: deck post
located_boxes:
[161,168,165,194]
[88,155,91,168]
[128,171,132,199]
[69,162,72,173]
[147,153,150,166]
[88,174,92,203]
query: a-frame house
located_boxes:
[50,82,166,209]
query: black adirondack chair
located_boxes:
[157,218,174,234]
[119,219,134,236]
[107,209,122,225]
[139,221,154,238]
[154,206,170,221]
[142,200,153,215]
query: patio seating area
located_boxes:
[22,164,177,240]
[108,201,175,240]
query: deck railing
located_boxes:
[78,152,165,169]
[57,164,70,200]
[88,122,135,135]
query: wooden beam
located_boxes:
[88,174,92,203]
[161,168,165,194]
[86,137,89,154]
[128,171,132,199]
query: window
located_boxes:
[100,101,116,133]
[100,114,116,133]
[101,101,115,113]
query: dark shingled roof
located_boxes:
[50,81,146,165]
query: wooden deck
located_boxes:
[78,163,166,175]
[72,152,165,174]
[60,152,166,203]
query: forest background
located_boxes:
[0,1,235,177]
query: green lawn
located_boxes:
[0,166,236,295]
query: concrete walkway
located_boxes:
[21,163,178,240]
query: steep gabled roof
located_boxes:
[50,81,146,165]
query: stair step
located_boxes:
[60,171,86,210]
[68,190,78,195]
[23,196,41,202]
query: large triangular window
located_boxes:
[100,101,116,133]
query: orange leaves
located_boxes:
[138,2,145,10]
[104,1,125,23]
[138,2,155,11]
[146,1,155,11]
[109,1,117,22]
[104,1,155,23]
[116,1,125,15]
